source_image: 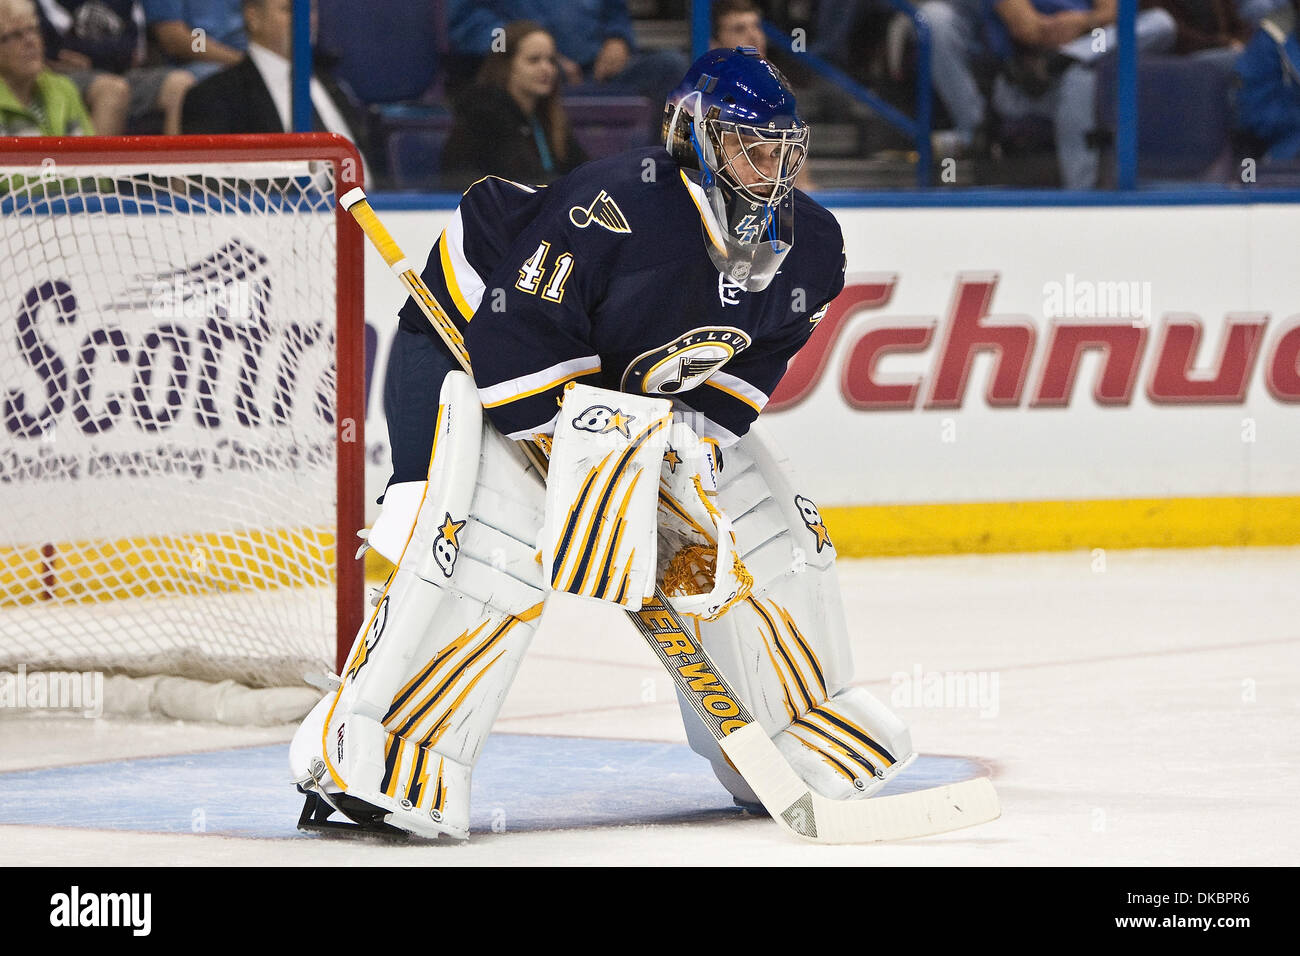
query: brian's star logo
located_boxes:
[602,411,633,439]
[663,447,681,472]
[439,514,467,549]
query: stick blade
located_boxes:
[812,776,1001,844]
[721,722,1000,844]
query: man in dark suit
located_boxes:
[181,0,369,173]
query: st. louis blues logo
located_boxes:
[795,495,833,553]
[621,327,751,396]
[568,190,631,233]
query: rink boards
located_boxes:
[359,199,1300,555]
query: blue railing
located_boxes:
[291,0,313,133]
[1116,0,1139,190]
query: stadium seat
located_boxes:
[384,113,456,191]
[1254,162,1300,186]
[562,97,655,160]
[317,0,440,105]
[1095,51,1237,183]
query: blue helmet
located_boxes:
[664,47,809,290]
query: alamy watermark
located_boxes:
[148,276,254,320]
[1043,273,1152,325]
[0,664,103,718]
[890,664,999,718]
[50,886,151,936]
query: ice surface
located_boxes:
[2,547,1296,865]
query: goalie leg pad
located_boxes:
[291,371,546,840]
[674,422,913,803]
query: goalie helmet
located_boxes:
[663,46,809,291]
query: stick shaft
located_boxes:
[341,188,472,373]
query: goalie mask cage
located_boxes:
[0,134,364,715]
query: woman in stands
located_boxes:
[441,19,586,190]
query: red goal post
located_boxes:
[0,133,365,712]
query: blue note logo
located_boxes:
[568,190,631,233]
[620,327,751,396]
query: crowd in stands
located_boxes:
[913,0,1298,186]
[2,0,1299,188]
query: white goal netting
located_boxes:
[1,152,355,714]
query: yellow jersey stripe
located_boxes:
[678,170,729,256]
[438,228,475,320]
[479,358,602,409]
[703,378,763,413]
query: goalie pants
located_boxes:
[383,326,460,488]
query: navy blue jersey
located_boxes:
[398,146,846,447]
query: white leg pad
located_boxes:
[290,371,546,839]
[675,422,913,803]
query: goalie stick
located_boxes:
[340,187,1000,843]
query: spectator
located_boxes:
[921,0,1175,186]
[1,0,94,133]
[36,1,194,134]
[922,0,1100,160]
[988,0,1177,187]
[180,0,369,172]
[1143,0,1249,53]
[713,0,766,54]
[1235,0,1289,25]
[449,1,687,104]
[709,1,817,189]
[441,19,586,189]
[811,0,894,70]
[1234,0,1300,162]
[143,0,244,81]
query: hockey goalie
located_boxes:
[289,47,915,839]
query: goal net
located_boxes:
[0,134,364,721]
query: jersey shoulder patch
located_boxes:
[548,148,692,242]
